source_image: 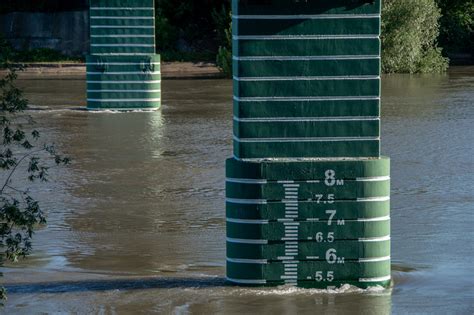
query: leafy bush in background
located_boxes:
[437,0,474,55]
[154,0,231,62]
[381,0,449,73]
[213,6,232,77]
[2,0,470,71]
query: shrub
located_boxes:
[213,7,232,77]
[382,0,449,73]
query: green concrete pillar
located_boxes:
[227,0,391,288]
[86,0,161,110]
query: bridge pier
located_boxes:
[226,0,391,288]
[86,0,161,110]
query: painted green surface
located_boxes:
[226,180,390,200]
[233,0,381,16]
[234,58,381,77]
[227,240,390,260]
[227,259,390,281]
[226,157,390,180]
[90,28,155,36]
[86,54,161,110]
[228,0,388,288]
[234,120,379,138]
[86,74,161,81]
[90,19,154,26]
[91,47,156,55]
[226,219,390,240]
[226,199,390,220]
[234,79,380,98]
[234,18,380,36]
[87,101,161,109]
[90,9,155,17]
[234,139,380,159]
[91,37,155,45]
[87,91,161,99]
[234,99,380,118]
[90,0,154,7]
[89,0,155,56]
[234,38,380,57]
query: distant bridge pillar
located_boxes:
[226,0,391,288]
[86,0,161,110]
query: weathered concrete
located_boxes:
[0,10,89,56]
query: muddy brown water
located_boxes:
[1,67,473,314]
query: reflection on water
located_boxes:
[2,68,474,314]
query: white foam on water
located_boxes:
[233,284,389,296]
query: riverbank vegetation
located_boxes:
[0,38,70,304]
[0,1,472,72]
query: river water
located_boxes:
[1,67,473,314]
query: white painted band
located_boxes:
[234,55,380,61]
[356,176,391,182]
[226,236,390,244]
[234,116,379,122]
[226,198,267,205]
[234,96,380,102]
[356,196,390,202]
[91,35,155,38]
[90,53,157,56]
[359,275,391,282]
[234,35,379,40]
[226,218,269,224]
[226,197,389,204]
[87,90,161,93]
[87,98,161,102]
[91,44,155,47]
[233,14,381,20]
[226,238,268,245]
[86,62,160,66]
[91,17,153,20]
[226,178,268,184]
[227,257,267,264]
[227,216,389,224]
[234,135,380,143]
[87,72,160,75]
[226,277,267,284]
[358,236,391,242]
[234,75,380,81]
[358,216,390,222]
[90,7,154,10]
[359,256,391,263]
[87,108,159,112]
[87,80,161,83]
[91,25,154,29]
[225,176,386,184]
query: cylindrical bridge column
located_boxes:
[226,0,391,289]
[86,0,161,110]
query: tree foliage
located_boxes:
[213,6,232,77]
[437,0,474,55]
[0,38,70,304]
[154,0,231,59]
[381,0,449,73]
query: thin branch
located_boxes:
[0,148,45,194]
